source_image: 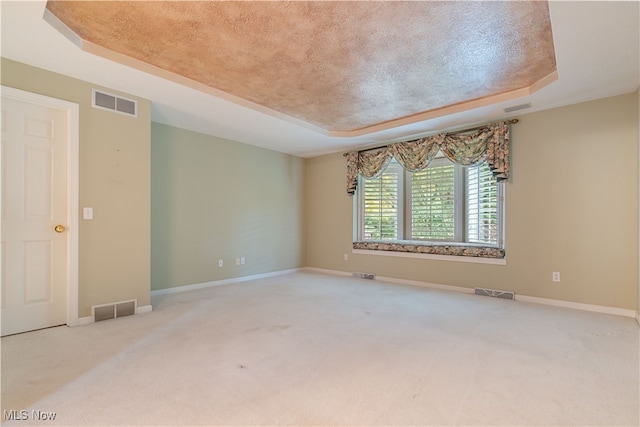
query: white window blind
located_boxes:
[361,164,401,240]
[410,164,455,240]
[466,162,500,245]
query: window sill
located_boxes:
[352,241,506,265]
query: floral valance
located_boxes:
[346,121,510,195]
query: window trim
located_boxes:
[357,161,405,241]
[354,158,506,260]
[464,163,505,248]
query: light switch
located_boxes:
[83,207,93,220]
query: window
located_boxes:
[358,156,503,247]
[362,162,402,240]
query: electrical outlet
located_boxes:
[343,253,349,261]
[552,272,561,282]
[218,259,223,268]
[236,258,240,266]
[240,257,245,265]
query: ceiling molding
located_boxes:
[329,71,558,138]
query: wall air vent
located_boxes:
[503,103,532,113]
[92,89,137,117]
[353,272,376,280]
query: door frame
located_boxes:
[1,85,80,327]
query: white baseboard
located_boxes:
[304,267,475,295]
[78,316,94,325]
[303,267,637,319]
[150,268,302,297]
[304,267,352,277]
[515,294,637,318]
[136,305,153,314]
[376,274,475,295]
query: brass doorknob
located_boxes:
[54,225,66,233]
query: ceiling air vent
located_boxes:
[503,103,532,113]
[92,89,137,117]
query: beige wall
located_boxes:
[3,58,637,315]
[151,123,305,291]
[1,58,151,316]
[305,92,639,311]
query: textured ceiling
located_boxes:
[45,1,556,135]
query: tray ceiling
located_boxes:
[45,1,556,136]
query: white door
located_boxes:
[1,93,70,336]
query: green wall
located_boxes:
[305,92,639,310]
[1,58,151,316]
[150,123,305,291]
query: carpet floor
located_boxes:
[1,271,638,426]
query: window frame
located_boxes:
[355,157,505,250]
[357,161,404,241]
[464,162,505,248]
[405,157,463,242]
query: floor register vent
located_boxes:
[474,287,515,300]
[92,299,137,322]
[353,272,376,280]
